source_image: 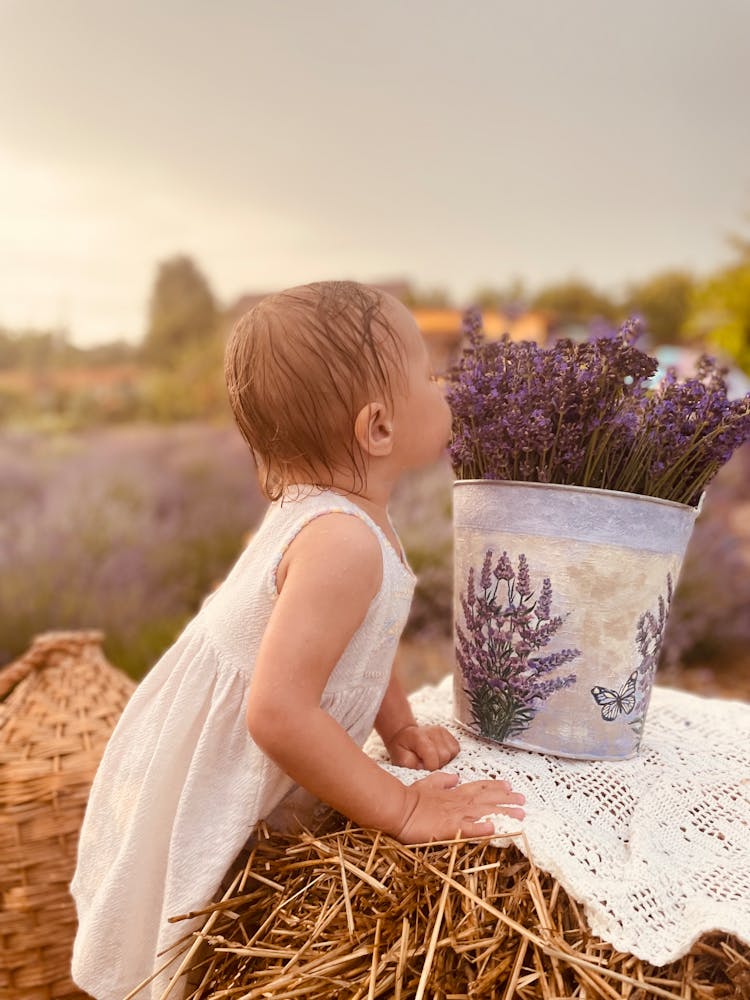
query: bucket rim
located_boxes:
[453,478,704,514]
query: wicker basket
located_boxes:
[0,631,136,1000]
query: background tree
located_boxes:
[0,327,73,370]
[141,332,230,421]
[621,270,695,346]
[530,278,618,326]
[141,255,218,366]
[685,211,750,374]
[470,277,528,314]
[137,254,231,419]
[400,285,452,308]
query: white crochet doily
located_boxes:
[364,675,750,966]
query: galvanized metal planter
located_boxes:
[453,480,702,760]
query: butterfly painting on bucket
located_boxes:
[591,670,638,722]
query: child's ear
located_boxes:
[354,402,393,457]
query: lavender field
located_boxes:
[0,423,454,679]
[0,423,265,676]
[1,423,748,692]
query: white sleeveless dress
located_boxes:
[70,484,417,1000]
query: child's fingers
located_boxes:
[397,773,523,844]
[402,727,460,770]
[460,786,526,822]
[492,805,525,821]
[456,819,496,839]
[416,733,458,769]
[430,725,459,749]
[458,777,513,793]
[460,778,523,803]
[391,747,423,769]
[413,734,441,771]
[482,778,526,805]
[436,729,460,764]
[419,770,460,790]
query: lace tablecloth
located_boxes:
[364,676,750,966]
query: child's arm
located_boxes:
[246,513,524,842]
[374,673,460,771]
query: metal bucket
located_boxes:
[453,480,702,760]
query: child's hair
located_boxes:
[224,280,408,501]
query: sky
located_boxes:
[1,0,749,347]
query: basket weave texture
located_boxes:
[0,631,135,1000]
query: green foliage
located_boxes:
[0,327,137,370]
[470,277,528,311]
[0,385,25,423]
[0,324,141,430]
[141,255,219,366]
[622,270,696,346]
[0,327,73,369]
[530,278,619,324]
[103,615,193,679]
[391,462,455,639]
[687,263,750,375]
[681,210,750,373]
[400,285,452,308]
[140,329,231,422]
[78,339,138,365]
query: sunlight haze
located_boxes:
[1,0,748,345]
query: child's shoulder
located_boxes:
[274,508,383,598]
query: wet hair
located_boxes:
[224,280,408,501]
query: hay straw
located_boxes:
[169,818,748,999]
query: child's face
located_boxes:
[385,298,454,470]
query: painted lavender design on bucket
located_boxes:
[589,573,675,738]
[631,572,674,736]
[456,548,580,743]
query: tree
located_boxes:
[400,285,452,308]
[141,255,218,366]
[621,270,696,346]
[530,278,618,326]
[0,327,73,369]
[685,211,750,374]
[469,277,528,312]
[141,334,229,421]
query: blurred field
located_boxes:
[0,422,264,673]
[1,423,748,700]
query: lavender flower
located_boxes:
[456,550,579,742]
[446,312,750,506]
[630,573,674,734]
[493,551,514,581]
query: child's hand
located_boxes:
[393,771,525,844]
[385,724,460,771]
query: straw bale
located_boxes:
[0,630,136,1000]
[171,817,750,1000]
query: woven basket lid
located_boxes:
[0,630,136,1000]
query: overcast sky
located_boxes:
[1,0,748,346]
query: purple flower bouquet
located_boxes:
[447,311,749,507]
[446,312,750,759]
